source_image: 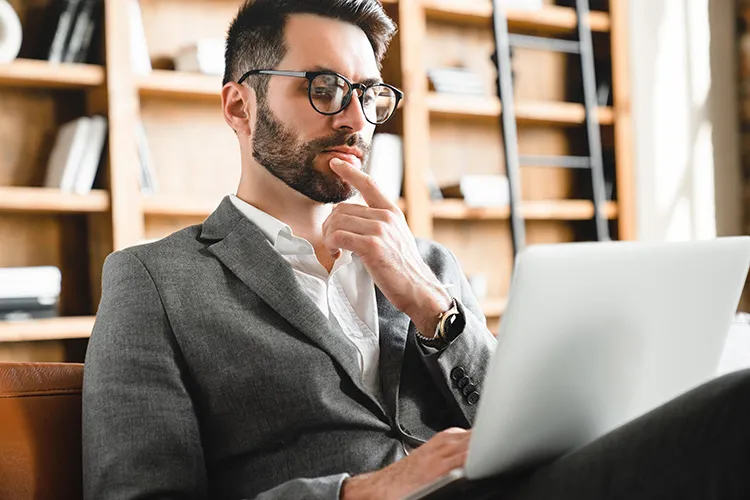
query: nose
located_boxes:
[331,89,368,132]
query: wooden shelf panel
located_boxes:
[482,296,507,318]
[427,93,614,125]
[432,199,618,220]
[0,187,110,214]
[0,316,95,342]
[137,70,222,100]
[0,59,104,90]
[423,1,610,33]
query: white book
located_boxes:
[129,0,152,74]
[366,134,403,203]
[44,116,92,192]
[135,120,159,194]
[73,114,108,195]
[0,266,61,300]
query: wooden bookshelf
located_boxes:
[0,0,634,359]
[422,1,611,33]
[0,187,110,214]
[0,316,95,342]
[432,199,618,220]
[0,58,104,90]
[427,93,615,125]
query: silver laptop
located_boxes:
[406,236,750,499]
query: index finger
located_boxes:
[329,157,397,211]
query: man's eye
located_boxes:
[313,87,333,97]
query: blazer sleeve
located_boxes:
[83,250,352,500]
[83,249,209,499]
[413,248,498,427]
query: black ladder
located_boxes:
[490,0,611,257]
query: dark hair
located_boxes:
[223,0,397,92]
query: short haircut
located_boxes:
[223,0,397,94]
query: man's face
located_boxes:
[251,14,381,204]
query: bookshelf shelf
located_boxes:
[482,296,508,318]
[0,59,105,90]
[427,93,614,125]
[0,316,95,343]
[432,199,618,220]
[0,187,110,214]
[422,1,611,34]
[137,70,222,100]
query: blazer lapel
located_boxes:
[201,197,387,419]
[376,286,410,423]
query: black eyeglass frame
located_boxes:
[237,69,404,125]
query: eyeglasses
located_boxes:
[237,69,404,125]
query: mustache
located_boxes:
[308,132,371,157]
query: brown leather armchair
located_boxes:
[0,362,84,500]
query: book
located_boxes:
[129,0,152,74]
[44,115,108,194]
[366,134,403,202]
[73,115,108,195]
[44,116,92,192]
[64,0,102,63]
[45,0,83,62]
[135,120,159,194]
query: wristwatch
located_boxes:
[415,297,466,349]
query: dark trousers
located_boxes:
[456,368,750,499]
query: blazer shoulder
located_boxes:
[106,224,206,273]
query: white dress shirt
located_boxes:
[229,194,383,401]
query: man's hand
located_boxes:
[340,428,471,500]
[324,158,452,337]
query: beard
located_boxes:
[251,97,372,204]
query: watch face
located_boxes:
[444,309,466,341]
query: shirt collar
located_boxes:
[228,194,354,264]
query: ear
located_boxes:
[222,82,255,137]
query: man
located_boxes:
[83,0,750,499]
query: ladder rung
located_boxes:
[508,34,581,53]
[519,155,592,168]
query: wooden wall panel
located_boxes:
[140,98,241,202]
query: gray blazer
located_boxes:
[82,196,496,499]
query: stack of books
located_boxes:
[44,115,108,195]
[34,0,104,64]
[0,267,62,321]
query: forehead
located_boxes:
[281,14,381,81]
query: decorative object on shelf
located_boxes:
[0,266,61,321]
[427,66,485,96]
[135,120,159,195]
[44,115,108,195]
[366,133,403,202]
[440,174,510,207]
[175,38,225,76]
[129,0,151,74]
[0,0,22,63]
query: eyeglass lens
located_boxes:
[310,74,397,124]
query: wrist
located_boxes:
[340,473,374,500]
[408,284,453,338]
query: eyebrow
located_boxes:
[310,65,382,86]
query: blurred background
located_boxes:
[0,0,748,365]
